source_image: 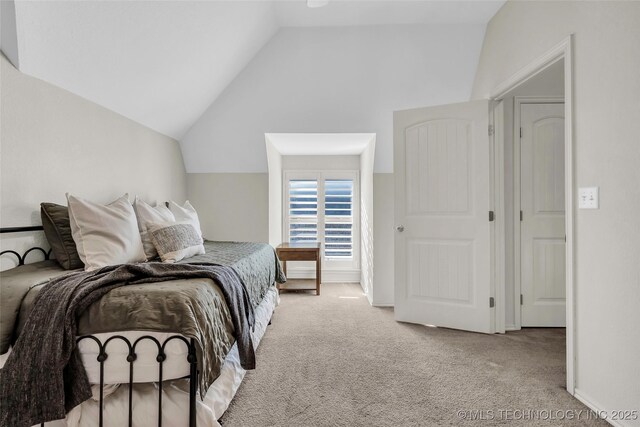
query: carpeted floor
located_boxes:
[220,283,606,426]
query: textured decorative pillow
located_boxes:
[67,193,147,271]
[40,203,84,270]
[133,196,176,259]
[149,222,205,263]
[168,200,204,242]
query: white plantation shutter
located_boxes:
[324,180,354,258]
[288,180,318,244]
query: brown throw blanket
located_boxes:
[0,262,255,427]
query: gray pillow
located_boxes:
[40,203,84,270]
[149,222,205,263]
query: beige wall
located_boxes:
[473,1,640,418]
[187,172,395,305]
[187,173,269,243]
[0,55,187,268]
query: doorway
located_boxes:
[490,37,574,393]
[495,58,566,330]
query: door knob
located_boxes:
[396,225,405,232]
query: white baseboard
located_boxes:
[286,268,360,283]
[574,388,627,427]
[372,302,394,307]
[505,324,520,331]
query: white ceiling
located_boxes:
[8,1,505,140]
[276,1,505,27]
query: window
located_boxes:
[285,170,359,270]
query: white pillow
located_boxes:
[149,222,205,263]
[168,200,203,242]
[133,197,176,259]
[67,193,147,271]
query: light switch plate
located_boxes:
[579,187,599,209]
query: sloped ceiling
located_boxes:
[275,0,504,26]
[6,1,504,139]
[10,1,279,139]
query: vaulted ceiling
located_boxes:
[3,1,504,139]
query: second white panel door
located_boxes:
[520,102,566,327]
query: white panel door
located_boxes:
[394,100,494,333]
[520,103,566,327]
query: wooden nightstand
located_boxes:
[276,242,322,296]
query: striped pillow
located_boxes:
[149,222,205,263]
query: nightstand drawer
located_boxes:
[276,250,318,261]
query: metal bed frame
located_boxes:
[1,226,199,427]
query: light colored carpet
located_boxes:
[220,283,606,426]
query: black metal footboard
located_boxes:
[69,334,199,427]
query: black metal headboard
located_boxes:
[0,226,45,234]
[0,226,51,266]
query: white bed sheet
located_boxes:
[38,286,279,427]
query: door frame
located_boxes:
[491,100,505,334]
[513,96,565,330]
[490,35,575,394]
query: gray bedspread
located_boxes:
[9,241,284,343]
[184,241,285,307]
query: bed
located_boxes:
[0,236,285,427]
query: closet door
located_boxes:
[519,102,566,327]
